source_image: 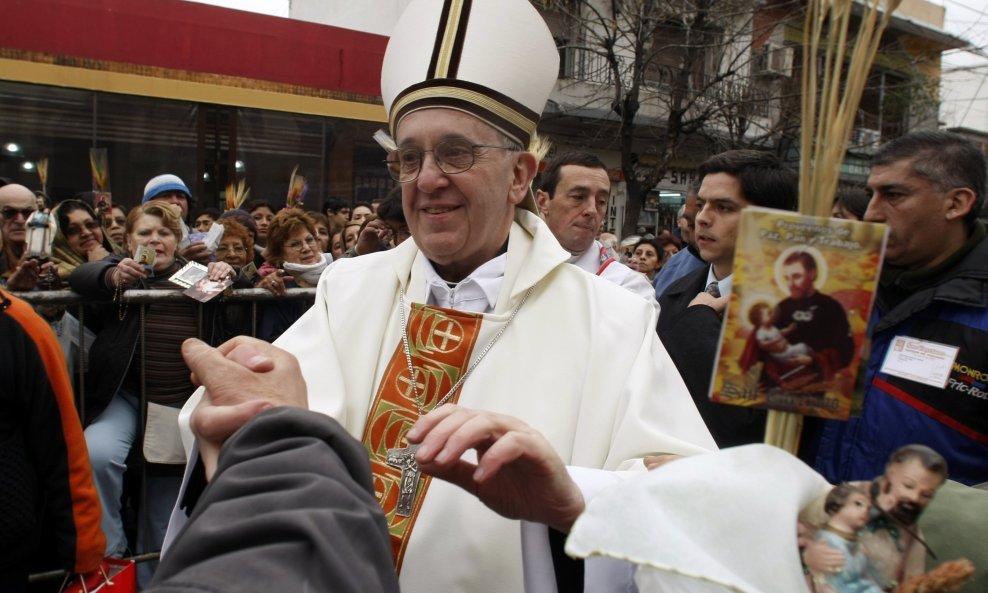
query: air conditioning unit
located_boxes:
[854,128,882,151]
[757,43,793,78]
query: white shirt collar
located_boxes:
[705,266,733,297]
[422,253,507,314]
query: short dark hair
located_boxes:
[834,185,870,220]
[886,444,948,481]
[825,483,869,516]
[377,186,405,224]
[873,130,987,225]
[782,251,817,273]
[697,150,798,211]
[193,207,222,222]
[245,199,276,214]
[323,197,346,215]
[539,151,608,199]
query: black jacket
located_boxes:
[657,266,767,447]
[69,256,251,423]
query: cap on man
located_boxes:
[657,149,798,447]
[536,151,658,307]
[164,2,714,592]
[811,130,988,487]
[143,174,192,221]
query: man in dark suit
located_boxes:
[657,150,798,447]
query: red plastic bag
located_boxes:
[62,558,136,593]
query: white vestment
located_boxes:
[569,240,660,316]
[169,209,714,593]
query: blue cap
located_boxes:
[143,174,191,203]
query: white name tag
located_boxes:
[880,336,959,389]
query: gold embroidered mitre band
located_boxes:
[362,303,483,571]
[381,0,559,149]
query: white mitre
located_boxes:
[381,0,559,214]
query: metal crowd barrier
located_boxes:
[14,287,316,585]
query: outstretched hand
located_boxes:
[407,404,585,533]
[182,336,308,479]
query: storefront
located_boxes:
[1,0,391,212]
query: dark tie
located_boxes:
[705,281,720,298]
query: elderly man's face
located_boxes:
[878,458,943,526]
[397,109,527,281]
[0,184,37,245]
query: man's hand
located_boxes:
[180,241,212,264]
[182,337,308,479]
[802,538,845,575]
[407,404,585,533]
[688,291,729,315]
[7,258,46,291]
[355,219,392,256]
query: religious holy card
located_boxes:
[709,207,887,420]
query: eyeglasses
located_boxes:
[384,138,518,183]
[285,235,318,251]
[104,216,126,227]
[215,244,247,255]
[1,206,36,220]
[64,219,101,237]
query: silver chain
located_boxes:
[398,285,534,415]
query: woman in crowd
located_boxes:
[350,202,373,225]
[832,186,870,221]
[51,199,120,281]
[214,219,253,270]
[629,238,664,283]
[101,205,128,246]
[308,211,333,254]
[69,201,243,564]
[246,200,276,251]
[342,221,362,254]
[256,209,327,342]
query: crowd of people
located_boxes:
[2,0,986,591]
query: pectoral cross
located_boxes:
[386,443,421,517]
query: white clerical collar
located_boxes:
[705,266,733,297]
[422,253,506,314]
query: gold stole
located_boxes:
[362,302,483,571]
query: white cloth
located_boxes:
[566,444,833,593]
[424,252,505,313]
[570,240,660,316]
[169,209,714,593]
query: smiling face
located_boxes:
[397,108,532,281]
[64,208,105,258]
[695,172,750,278]
[281,227,321,265]
[879,458,944,526]
[343,224,360,251]
[536,164,610,254]
[126,213,177,272]
[216,236,248,267]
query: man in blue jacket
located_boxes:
[811,130,988,486]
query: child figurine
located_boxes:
[812,483,883,593]
[748,301,814,366]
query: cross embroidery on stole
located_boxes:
[362,303,483,571]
